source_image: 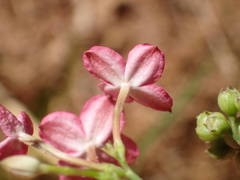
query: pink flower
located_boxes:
[39,94,139,180]
[39,94,138,159]
[83,43,173,112]
[39,94,116,156]
[0,105,33,160]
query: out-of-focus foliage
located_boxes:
[0,0,240,179]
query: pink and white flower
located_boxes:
[39,94,139,180]
[83,43,173,112]
[39,94,116,157]
[0,105,33,160]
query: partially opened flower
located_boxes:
[83,43,173,111]
[39,94,139,180]
[39,94,138,160]
[40,94,115,157]
[0,105,33,160]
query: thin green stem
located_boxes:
[125,169,143,180]
[228,116,240,143]
[111,83,143,180]
[39,164,101,178]
[120,166,142,180]
[109,163,143,180]
[112,83,130,166]
[113,83,130,145]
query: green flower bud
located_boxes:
[235,96,240,112]
[0,155,41,178]
[218,88,240,116]
[196,112,229,141]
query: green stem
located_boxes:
[39,164,101,178]
[228,116,240,143]
[110,163,143,180]
[113,83,130,145]
[124,168,143,180]
[112,83,130,165]
[109,161,143,180]
[111,83,142,180]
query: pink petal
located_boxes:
[80,94,114,147]
[83,46,125,85]
[130,84,173,112]
[39,112,87,156]
[17,112,34,135]
[121,135,139,165]
[0,137,28,160]
[125,43,165,86]
[0,105,24,137]
[97,149,118,165]
[98,83,133,103]
[40,95,119,156]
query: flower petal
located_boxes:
[98,83,133,102]
[121,135,139,165]
[83,46,125,85]
[80,94,114,147]
[39,112,87,156]
[130,84,173,111]
[0,105,24,137]
[17,112,34,135]
[125,43,165,86]
[0,137,28,160]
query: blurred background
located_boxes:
[0,0,240,179]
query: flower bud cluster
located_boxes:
[196,88,240,159]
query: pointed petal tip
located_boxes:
[17,112,34,135]
[167,107,173,113]
[164,97,173,113]
[0,105,24,137]
[130,85,173,112]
